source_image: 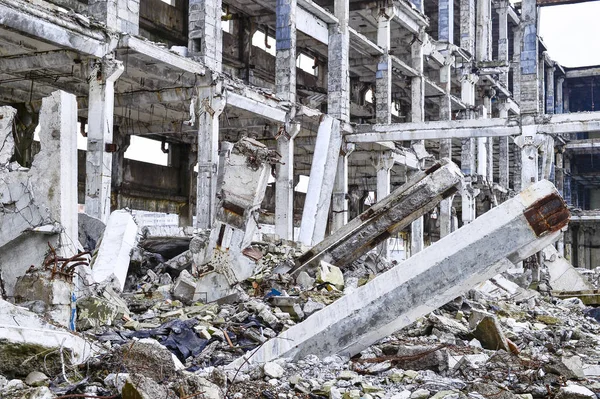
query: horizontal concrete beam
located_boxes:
[119,35,206,76]
[297,6,329,45]
[0,50,83,73]
[393,2,429,33]
[228,180,569,367]
[565,67,600,79]
[536,112,600,135]
[290,159,463,273]
[347,118,521,142]
[225,91,288,122]
[297,0,339,24]
[349,28,384,57]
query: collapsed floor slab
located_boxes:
[290,158,463,274]
[228,180,569,369]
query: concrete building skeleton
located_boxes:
[1,0,600,269]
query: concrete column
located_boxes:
[328,0,350,233]
[438,0,454,43]
[460,72,478,225]
[374,151,394,257]
[376,10,393,124]
[512,26,522,102]
[519,0,539,114]
[564,81,570,113]
[498,102,510,189]
[439,58,453,237]
[577,227,586,269]
[410,35,425,254]
[328,0,350,122]
[169,143,195,227]
[188,0,223,72]
[275,0,296,103]
[299,116,342,246]
[546,64,555,114]
[231,180,568,367]
[111,127,130,211]
[196,77,225,229]
[85,58,124,224]
[275,124,300,240]
[332,143,355,232]
[555,148,564,197]
[496,1,509,87]
[555,76,564,114]
[460,0,476,55]
[476,0,492,61]
[39,91,79,257]
[483,96,494,184]
[477,106,488,179]
[514,121,543,190]
[88,0,139,34]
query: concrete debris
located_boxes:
[543,245,594,292]
[91,209,138,291]
[316,261,345,290]
[78,212,106,251]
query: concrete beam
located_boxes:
[291,159,463,274]
[0,0,111,58]
[0,50,83,73]
[347,118,520,142]
[296,6,329,45]
[297,0,338,23]
[225,91,288,122]
[535,112,600,135]
[565,67,600,79]
[229,180,569,366]
[393,2,429,34]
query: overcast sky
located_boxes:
[539,2,600,68]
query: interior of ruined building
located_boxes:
[2,0,600,395]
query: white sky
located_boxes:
[539,2,600,67]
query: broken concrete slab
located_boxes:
[194,138,278,302]
[543,245,593,292]
[0,298,100,378]
[472,315,511,352]
[91,210,138,291]
[290,159,463,274]
[227,180,569,368]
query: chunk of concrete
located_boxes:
[0,298,100,378]
[227,180,569,368]
[91,210,138,291]
[472,316,510,352]
[543,245,593,292]
[14,272,73,327]
[172,270,197,303]
[78,212,106,251]
[316,261,344,290]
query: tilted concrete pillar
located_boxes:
[188,0,223,72]
[85,58,124,224]
[331,143,355,232]
[229,180,569,366]
[275,124,300,240]
[196,77,225,229]
[290,159,463,273]
[298,116,342,246]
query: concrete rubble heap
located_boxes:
[3,0,600,396]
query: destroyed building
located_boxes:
[2,0,600,396]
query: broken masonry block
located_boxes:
[194,138,280,303]
[91,210,138,291]
[172,270,197,304]
[0,298,100,378]
[290,158,464,275]
[227,180,569,369]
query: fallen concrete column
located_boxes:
[290,159,463,274]
[91,210,138,291]
[228,179,569,368]
[194,138,279,302]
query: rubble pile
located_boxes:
[4,223,600,399]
